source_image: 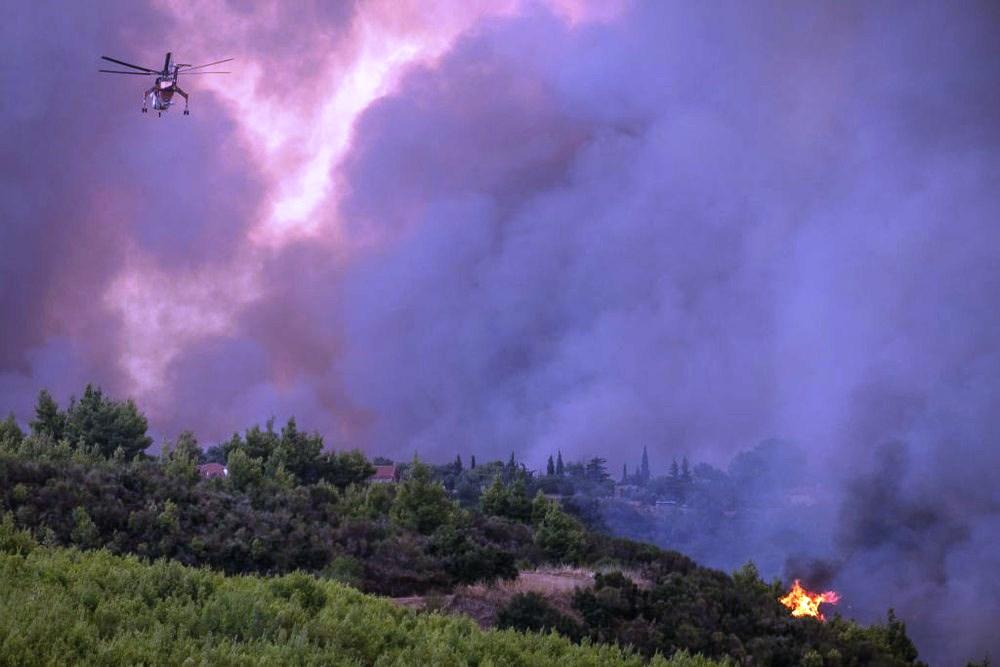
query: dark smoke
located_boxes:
[783,556,841,593]
[323,5,1000,662]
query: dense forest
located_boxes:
[0,386,933,665]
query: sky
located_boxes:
[1,1,999,662]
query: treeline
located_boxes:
[498,567,923,666]
[0,528,717,667]
[0,386,928,665]
[0,387,609,595]
[0,444,525,595]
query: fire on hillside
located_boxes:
[779,580,840,621]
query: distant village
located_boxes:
[196,440,815,515]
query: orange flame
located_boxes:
[779,580,840,621]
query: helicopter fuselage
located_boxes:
[150,77,177,110]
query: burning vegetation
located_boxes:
[779,580,840,621]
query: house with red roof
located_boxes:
[198,463,228,479]
[370,464,398,484]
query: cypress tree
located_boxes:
[547,455,555,476]
[556,451,564,476]
[640,446,651,483]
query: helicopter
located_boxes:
[99,52,232,116]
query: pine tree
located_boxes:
[534,503,585,563]
[164,431,201,481]
[547,455,555,476]
[0,413,24,450]
[390,456,454,534]
[556,451,564,476]
[681,456,691,482]
[30,390,65,440]
[275,417,323,483]
[640,445,650,484]
[508,477,532,522]
[480,476,509,518]
[585,457,608,482]
[227,448,264,491]
[531,489,552,524]
[58,385,152,460]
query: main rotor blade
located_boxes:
[180,71,231,74]
[180,58,234,71]
[101,55,158,73]
[99,69,153,75]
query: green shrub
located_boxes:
[0,545,725,666]
[498,592,584,641]
[0,512,36,555]
[321,555,364,587]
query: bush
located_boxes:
[321,555,364,587]
[0,512,36,555]
[498,592,584,641]
[0,545,721,666]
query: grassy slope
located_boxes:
[0,546,724,666]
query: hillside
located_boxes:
[0,390,931,665]
[0,533,718,666]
